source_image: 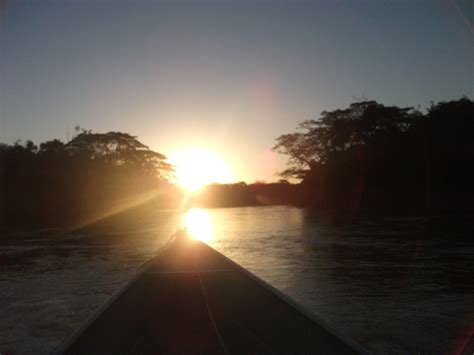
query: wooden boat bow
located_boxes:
[55,230,365,354]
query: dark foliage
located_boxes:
[273,98,474,214]
[0,131,174,228]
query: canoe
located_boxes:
[55,230,364,354]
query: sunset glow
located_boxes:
[169,149,234,192]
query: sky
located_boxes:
[1,0,472,183]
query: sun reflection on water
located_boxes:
[183,208,213,243]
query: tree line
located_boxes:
[0,129,175,227]
[1,97,472,228]
[273,97,474,214]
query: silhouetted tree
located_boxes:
[273,101,420,180]
[39,139,65,155]
[65,131,173,179]
[273,98,474,214]
[0,131,175,228]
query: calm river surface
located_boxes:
[1,205,473,354]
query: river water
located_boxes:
[1,205,473,354]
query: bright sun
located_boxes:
[169,149,234,192]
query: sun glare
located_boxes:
[183,208,213,243]
[169,149,234,192]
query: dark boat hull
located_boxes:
[55,235,363,354]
